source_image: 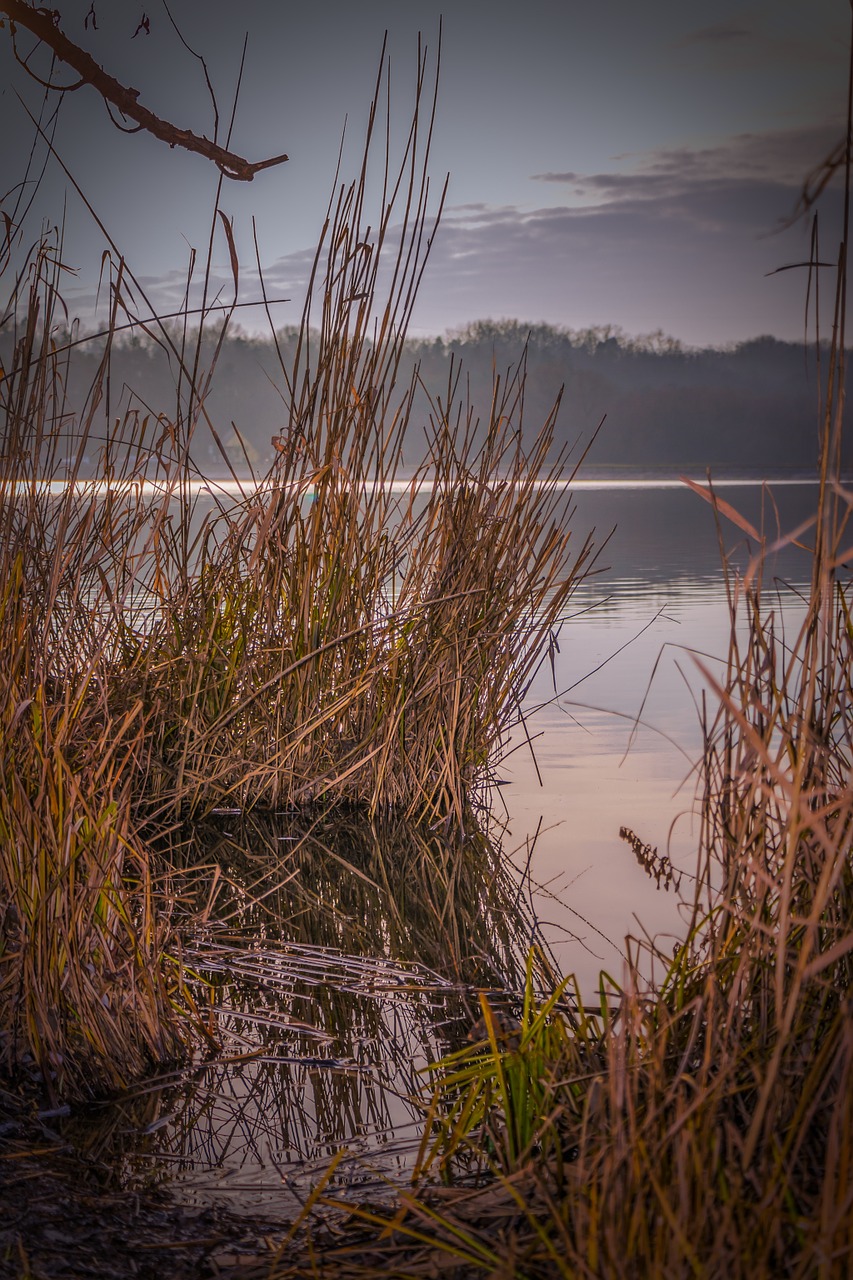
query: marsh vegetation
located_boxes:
[1,34,852,1280]
[0,48,599,1098]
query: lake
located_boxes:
[502,478,818,992]
[62,476,822,1217]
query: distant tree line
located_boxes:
[5,321,848,477]
[405,321,848,475]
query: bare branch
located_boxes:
[0,1,288,180]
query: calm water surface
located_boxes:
[505,480,817,990]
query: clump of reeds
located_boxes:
[120,48,595,827]
[0,44,594,1097]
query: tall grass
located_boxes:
[329,86,853,1280]
[0,47,594,1097]
[399,491,852,1274]
[0,235,188,1097]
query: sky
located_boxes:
[0,0,849,346]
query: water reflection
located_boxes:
[65,815,532,1219]
[569,480,818,590]
[502,480,819,990]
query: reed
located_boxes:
[0,46,593,1097]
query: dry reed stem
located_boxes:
[1,43,594,1097]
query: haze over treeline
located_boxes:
[19,320,849,477]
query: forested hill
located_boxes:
[16,320,850,476]
[404,323,849,475]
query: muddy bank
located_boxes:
[0,1085,271,1278]
[0,1083,485,1280]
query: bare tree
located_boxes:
[0,0,288,180]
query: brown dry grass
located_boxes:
[332,119,853,1280]
[0,46,592,1098]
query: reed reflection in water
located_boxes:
[63,814,536,1219]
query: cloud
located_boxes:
[533,172,584,185]
[407,123,845,341]
[66,123,845,348]
[532,122,844,203]
[671,19,839,76]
